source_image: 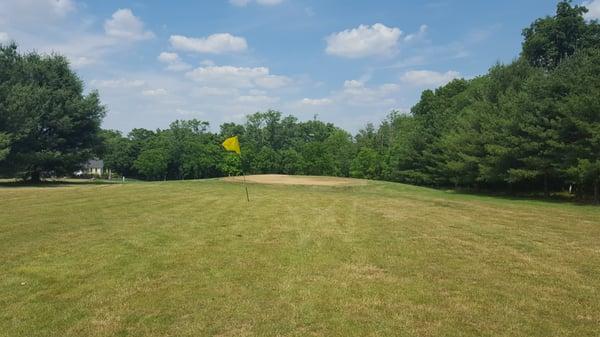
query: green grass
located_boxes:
[1,179,599,337]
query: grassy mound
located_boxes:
[222,174,368,186]
[1,179,599,336]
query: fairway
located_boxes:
[1,179,599,337]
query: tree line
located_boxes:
[100,113,355,181]
[364,1,600,201]
[1,1,599,202]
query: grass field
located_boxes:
[1,177,599,337]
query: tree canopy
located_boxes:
[0,43,105,181]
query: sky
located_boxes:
[1,0,599,133]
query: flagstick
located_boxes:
[240,155,250,202]
[223,136,249,202]
[242,171,250,202]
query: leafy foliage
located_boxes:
[102,111,354,181]
[0,43,105,181]
[522,1,595,69]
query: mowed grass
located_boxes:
[1,179,599,337]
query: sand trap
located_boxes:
[222,174,368,186]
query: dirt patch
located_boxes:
[222,174,368,186]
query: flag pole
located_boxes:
[241,170,250,202]
[222,135,249,202]
[240,154,250,202]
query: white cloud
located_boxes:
[142,88,168,96]
[343,80,364,89]
[90,78,146,89]
[40,34,123,69]
[157,52,191,71]
[70,56,96,68]
[339,80,400,105]
[157,52,178,63]
[301,98,333,106]
[185,65,291,89]
[285,78,409,132]
[584,0,600,20]
[104,8,154,41]
[169,33,247,54]
[229,0,283,7]
[0,0,76,24]
[186,66,267,87]
[249,89,267,95]
[175,108,204,116]
[294,79,401,111]
[326,23,402,58]
[6,7,155,69]
[229,0,251,6]
[404,25,428,43]
[237,95,279,104]
[256,0,283,5]
[193,86,239,96]
[401,70,461,87]
[47,0,75,16]
[0,32,10,44]
[254,75,291,89]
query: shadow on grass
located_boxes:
[0,179,122,188]
[444,188,599,206]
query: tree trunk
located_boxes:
[30,170,41,183]
[543,173,549,198]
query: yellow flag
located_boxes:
[222,136,241,155]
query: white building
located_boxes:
[86,159,104,176]
[75,159,104,177]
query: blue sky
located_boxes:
[1,0,599,132]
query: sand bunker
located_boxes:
[222,174,368,186]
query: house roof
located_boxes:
[86,159,104,169]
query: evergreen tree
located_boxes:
[0,43,106,181]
